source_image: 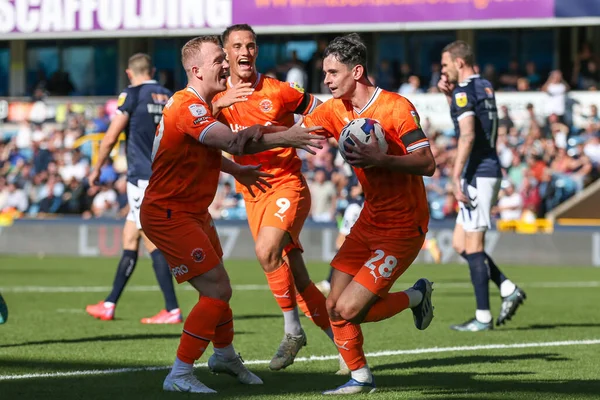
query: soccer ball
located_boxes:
[338,118,388,164]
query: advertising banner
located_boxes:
[231,0,555,26]
[555,0,600,17]
[0,0,232,35]
[0,0,559,39]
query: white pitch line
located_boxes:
[0,281,599,294]
[1,339,599,381]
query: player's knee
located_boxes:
[122,221,140,250]
[335,302,362,324]
[326,297,340,320]
[254,243,282,272]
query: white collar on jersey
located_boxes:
[354,87,382,115]
[128,79,158,88]
[227,73,261,89]
[186,86,207,103]
[458,74,480,87]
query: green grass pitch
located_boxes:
[1,256,600,399]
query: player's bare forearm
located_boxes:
[379,147,436,177]
[220,156,241,176]
[94,113,128,170]
[452,116,476,180]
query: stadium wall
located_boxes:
[1,220,598,267]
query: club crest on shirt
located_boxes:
[188,104,207,117]
[455,92,468,108]
[117,92,127,107]
[259,99,273,113]
[191,248,205,263]
[410,110,421,129]
[289,82,305,93]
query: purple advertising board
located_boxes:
[232,0,555,26]
[0,0,559,37]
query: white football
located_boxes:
[338,118,388,164]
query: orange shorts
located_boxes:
[140,205,223,284]
[331,219,425,298]
[245,185,311,255]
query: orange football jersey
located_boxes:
[144,86,223,215]
[213,73,318,200]
[303,88,430,237]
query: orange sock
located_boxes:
[265,262,296,312]
[213,306,234,349]
[330,319,366,371]
[363,292,410,323]
[176,296,228,364]
[296,281,331,331]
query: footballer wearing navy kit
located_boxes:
[438,41,526,332]
[86,53,181,324]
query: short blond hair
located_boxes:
[128,53,152,76]
[181,35,221,72]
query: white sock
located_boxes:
[171,356,194,376]
[404,288,423,308]
[213,344,237,361]
[283,308,302,335]
[103,302,115,308]
[500,280,517,298]
[351,365,372,383]
[324,327,335,341]
[475,309,493,324]
[169,308,180,314]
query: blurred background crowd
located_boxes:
[1,42,600,225]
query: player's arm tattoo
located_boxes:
[452,115,476,180]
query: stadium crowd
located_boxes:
[1,46,600,224]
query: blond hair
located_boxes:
[127,53,152,76]
[181,35,221,73]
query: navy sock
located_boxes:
[486,253,506,288]
[326,267,334,283]
[105,250,138,304]
[465,251,490,310]
[151,250,179,311]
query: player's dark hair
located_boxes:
[443,40,475,66]
[323,33,368,76]
[222,24,257,46]
[181,35,221,71]
[128,53,152,76]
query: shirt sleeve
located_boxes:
[396,99,430,153]
[176,100,222,143]
[116,88,135,116]
[302,101,335,138]
[452,86,476,121]
[280,81,319,115]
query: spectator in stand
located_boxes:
[524,61,541,90]
[542,70,569,123]
[376,59,396,92]
[308,168,337,222]
[499,60,521,91]
[398,75,424,96]
[572,42,600,90]
[495,180,523,221]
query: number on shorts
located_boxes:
[274,197,291,220]
[365,249,398,279]
[151,116,165,162]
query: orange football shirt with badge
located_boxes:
[214,74,319,250]
[141,86,225,283]
[303,88,430,297]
